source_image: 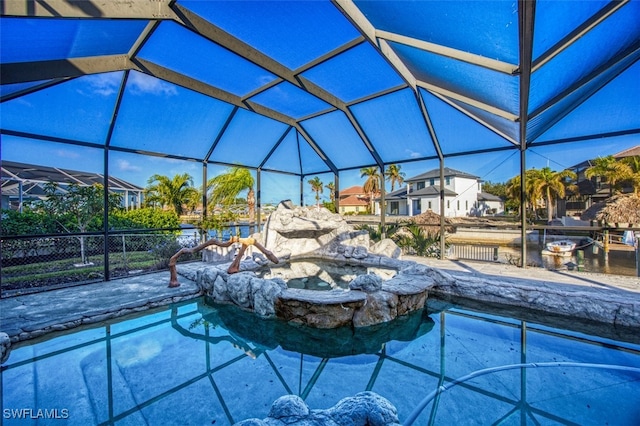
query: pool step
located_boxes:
[81,349,147,425]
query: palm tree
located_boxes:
[530,167,577,223]
[208,166,256,223]
[585,155,632,196]
[505,169,547,218]
[620,155,640,194]
[308,176,323,207]
[325,181,335,202]
[384,164,405,192]
[360,166,381,214]
[144,173,199,216]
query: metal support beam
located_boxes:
[256,169,261,230]
[300,177,304,206]
[134,59,297,125]
[1,0,176,18]
[259,126,294,169]
[102,72,128,281]
[202,163,208,221]
[334,174,340,213]
[1,55,134,84]
[103,146,110,282]
[519,149,527,267]
[532,0,630,72]
[0,78,72,103]
[380,165,386,238]
[344,108,384,169]
[376,29,518,74]
[295,124,339,175]
[417,82,520,126]
[295,132,305,176]
[172,4,346,110]
[528,45,640,142]
[204,107,239,163]
[415,89,447,259]
[518,0,536,268]
[332,0,417,89]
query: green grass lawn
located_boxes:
[0,250,186,292]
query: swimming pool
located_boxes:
[2,297,639,425]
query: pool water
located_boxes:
[2,297,639,425]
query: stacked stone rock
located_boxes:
[234,392,400,426]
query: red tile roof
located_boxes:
[339,194,369,206]
[339,185,364,196]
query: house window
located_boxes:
[445,177,450,185]
[447,200,450,209]
[465,200,468,210]
[417,182,425,190]
[355,206,359,212]
[390,201,399,215]
[428,201,432,209]
[457,200,460,210]
[429,178,435,186]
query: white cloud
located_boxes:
[405,149,421,158]
[15,98,33,108]
[81,73,122,97]
[55,149,80,159]
[129,72,178,97]
[117,159,142,172]
[258,74,276,86]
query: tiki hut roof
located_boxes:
[409,210,455,233]
[580,194,640,225]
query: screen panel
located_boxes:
[111,72,236,160]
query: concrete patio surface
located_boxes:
[407,255,640,294]
[0,271,200,342]
[1,257,639,343]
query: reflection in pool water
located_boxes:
[257,260,397,290]
[2,297,639,425]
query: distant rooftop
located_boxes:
[570,145,640,171]
[339,185,365,196]
[1,161,143,192]
[405,168,479,182]
[613,145,640,159]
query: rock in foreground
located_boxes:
[234,392,400,426]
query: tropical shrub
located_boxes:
[396,224,447,257]
[322,201,336,213]
[1,208,58,236]
[111,207,180,230]
[355,223,405,243]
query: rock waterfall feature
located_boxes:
[176,201,431,328]
[175,201,640,330]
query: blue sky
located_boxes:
[3,132,638,206]
[2,68,638,206]
[2,1,639,207]
[2,46,638,206]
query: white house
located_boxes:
[382,167,504,217]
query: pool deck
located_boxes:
[1,258,639,343]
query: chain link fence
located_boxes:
[1,231,201,297]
